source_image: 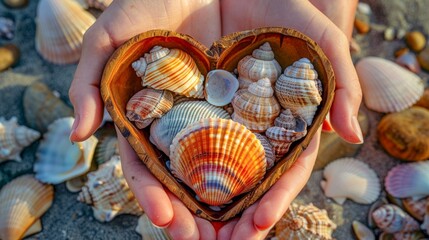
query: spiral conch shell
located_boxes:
[274,203,337,240]
[170,118,266,206]
[237,42,282,89]
[232,78,281,132]
[0,117,40,163]
[275,58,323,126]
[78,155,143,222]
[132,45,204,98]
[372,204,420,234]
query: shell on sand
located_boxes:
[372,204,420,233]
[352,220,375,240]
[402,197,428,221]
[135,214,172,240]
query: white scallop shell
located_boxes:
[320,157,380,205]
[372,204,420,233]
[355,57,425,113]
[385,161,429,199]
[204,70,239,106]
[34,117,98,184]
[135,214,172,240]
[35,0,96,64]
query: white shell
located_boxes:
[135,214,172,240]
[355,57,425,113]
[320,157,380,205]
[204,70,239,106]
[35,0,96,64]
[0,117,40,163]
[385,160,429,199]
[34,117,98,184]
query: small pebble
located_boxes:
[405,31,426,52]
[354,18,370,34]
[357,2,372,15]
[394,47,409,58]
[0,43,20,72]
[414,88,429,109]
[396,51,421,73]
[2,0,29,8]
[417,47,429,71]
[384,27,395,41]
[396,29,407,39]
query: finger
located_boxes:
[195,218,216,240]
[322,113,334,132]
[229,204,272,240]
[217,219,238,240]
[116,128,173,227]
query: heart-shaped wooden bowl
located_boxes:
[101,27,335,221]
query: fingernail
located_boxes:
[351,115,364,144]
[69,113,79,142]
[152,220,172,229]
[253,222,273,232]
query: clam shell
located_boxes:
[254,133,275,170]
[135,214,172,240]
[23,82,74,133]
[231,78,281,132]
[274,203,337,240]
[275,58,322,126]
[149,101,231,156]
[35,0,96,64]
[126,88,174,129]
[94,135,118,165]
[355,57,424,113]
[237,42,282,89]
[352,220,375,240]
[0,117,40,163]
[170,118,266,206]
[402,197,428,221]
[204,69,239,107]
[77,155,143,222]
[377,107,429,161]
[0,43,20,72]
[0,16,14,40]
[0,175,53,240]
[320,157,380,205]
[385,161,429,199]
[132,46,204,98]
[34,117,98,184]
[372,204,420,233]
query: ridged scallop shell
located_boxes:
[372,204,420,233]
[274,203,337,240]
[23,82,74,133]
[132,46,204,98]
[149,101,231,156]
[0,117,40,163]
[355,57,425,113]
[94,135,118,165]
[265,109,308,159]
[126,88,174,129]
[254,133,275,170]
[204,70,239,107]
[232,78,281,132]
[77,155,143,222]
[385,161,429,199]
[320,157,380,205]
[402,197,428,221]
[135,214,172,240]
[34,117,98,184]
[0,175,53,240]
[275,58,323,126]
[0,16,14,40]
[35,0,96,64]
[170,118,266,206]
[237,42,282,89]
[352,221,375,240]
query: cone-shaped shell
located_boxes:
[0,175,53,240]
[77,155,143,222]
[135,214,172,240]
[232,78,281,132]
[372,204,420,233]
[204,70,239,106]
[126,88,174,129]
[132,46,204,98]
[356,57,424,113]
[0,117,40,163]
[320,157,380,205]
[35,0,96,64]
[23,82,74,133]
[275,58,322,126]
[237,42,282,89]
[377,107,429,161]
[385,161,429,199]
[254,133,275,170]
[275,203,337,240]
[149,101,231,156]
[170,118,266,206]
[34,117,98,184]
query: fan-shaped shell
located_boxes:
[385,161,429,198]
[0,16,14,40]
[0,175,53,240]
[355,57,424,113]
[402,197,428,221]
[237,42,282,89]
[275,58,322,126]
[320,157,380,205]
[149,101,231,156]
[377,107,429,161]
[170,118,266,206]
[132,46,204,98]
[0,117,40,163]
[34,117,98,184]
[35,0,95,64]
[372,204,420,233]
[204,70,239,107]
[135,214,172,240]
[274,203,337,240]
[77,155,143,222]
[232,78,281,132]
[254,133,275,170]
[126,88,174,129]
[94,135,118,165]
